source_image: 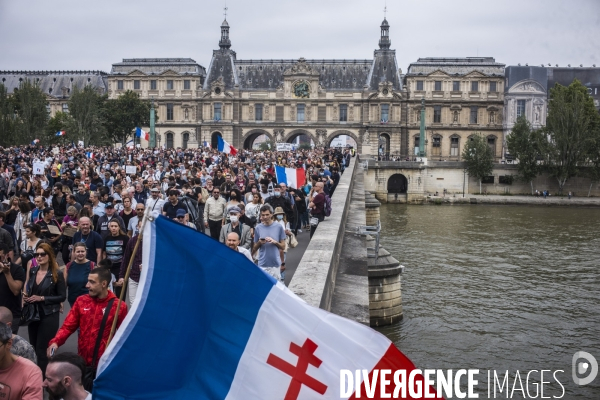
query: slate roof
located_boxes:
[406,57,505,77]
[0,71,107,98]
[110,58,206,77]
[504,66,548,91]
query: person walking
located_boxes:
[64,242,95,307]
[204,188,227,240]
[252,204,286,280]
[102,221,129,298]
[23,243,66,376]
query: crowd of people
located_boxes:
[0,143,352,398]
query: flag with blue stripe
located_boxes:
[94,215,435,399]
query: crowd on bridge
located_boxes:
[0,142,352,398]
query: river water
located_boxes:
[376,204,600,399]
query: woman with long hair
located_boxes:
[24,242,66,375]
[119,197,135,230]
[16,224,42,266]
[102,220,129,298]
[64,242,95,307]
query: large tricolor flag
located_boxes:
[217,136,237,155]
[135,127,149,141]
[55,130,66,136]
[85,151,94,159]
[95,215,440,399]
[275,165,306,189]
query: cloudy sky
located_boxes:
[1,0,599,72]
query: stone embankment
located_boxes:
[423,194,600,207]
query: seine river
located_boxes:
[376,204,600,399]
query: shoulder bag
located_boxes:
[20,266,40,326]
[83,298,115,391]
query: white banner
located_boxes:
[33,162,45,175]
[125,166,137,175]
[52,147,60,155]
[276,142,293,151]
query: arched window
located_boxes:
[211,132,222,149]
[431,134,442,157]
[450,135,460,157]
[166,132,174,149]
[182,132,189,149]
[413,136,420,156]
[487,135,497,157]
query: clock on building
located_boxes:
[293,81,310,98]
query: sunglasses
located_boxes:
[177,216,185,219]
[35,252,48,257]
[136,209,144,211]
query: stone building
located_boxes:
[196,17,405,153]
[107,58,206,148]
[0,70,107,116]
[404,57,505,161]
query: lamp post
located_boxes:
[419,98,426,158]
[149,97,156,148]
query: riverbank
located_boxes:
[423,193,600,207]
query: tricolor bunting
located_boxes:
[217,136,237,155]
[275,165,306,189]
[55,130,66,136]
[135,127,149,141]
[95,215,440,399]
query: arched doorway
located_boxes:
[379,133,391,159]
[211,132,222,149]
[286,131,315,149]
[327,131,358,150]
[182,132,190,149]
[243,130,272,150]
[388,174,408,194]
[166,132,174,149]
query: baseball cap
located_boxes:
[176,209,186,218]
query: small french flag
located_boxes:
[85,152,94,159]
[31,139,40,145]
[55,131,66,136]
[217,136,237,155]
[135,127,149,141]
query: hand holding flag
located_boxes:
[217,136,237,155]
[135,127,150,141]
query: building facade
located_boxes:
[405,57,506,161]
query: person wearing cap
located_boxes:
[175,209,196,229]
[219,206,252,250]
[145,187,165,212]
[95,202,125,241]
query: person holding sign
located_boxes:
[37,208,62,255]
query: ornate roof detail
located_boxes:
[283,58,319,76]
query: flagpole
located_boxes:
[107,207,153,345]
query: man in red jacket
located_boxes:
[47,268,127,368]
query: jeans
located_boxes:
[208,219,222,240]
[28,310,59,377]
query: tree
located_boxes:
[46,111,75,145]
[506,116,544,195]
[12,80,48,144]
[0,84,19,146]
[462,133,494,194]
[541,79,600,194]
[104,91,152,145]
[68,85,108,146]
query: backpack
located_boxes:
[323,194,332,217]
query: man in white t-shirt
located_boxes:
[145,187,165,212]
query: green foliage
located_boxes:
[507,116,544,194]
[11,80,48,144]
[258,140,274,151]
[104,91,152,145]
[298,143,312,150]
[46,111,75,145]
[0,84,19,146]
[462,133,494,194]
[541,79,600,194]
[68,85,108,146]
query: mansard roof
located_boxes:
[407,57,505,77]
[505,65,548,91]
[0,70,108,98]
[110,58,206,77]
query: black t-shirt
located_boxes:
[162,201,188,219]
[0,262,25,317]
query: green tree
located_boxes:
[298,143,312,150]
[506,116,544,195]
[46,111,75,145]
[462,133,494,194]
[68,85,108,146]
[541,79,600,194]
[12,80,48,144]
[0,84,19,146]
[259,140,275,151]
[104,91,152,145]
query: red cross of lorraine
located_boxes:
[267,338,328,400]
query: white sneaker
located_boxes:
[298,229,303,233]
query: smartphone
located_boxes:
[259,238,265,241]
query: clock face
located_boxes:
[382,89,389,95]
[293,81,310,98]
[214,87,221,95]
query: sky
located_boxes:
[1,0,599,72]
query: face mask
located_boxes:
[230,215,239,223]
[274,192,281,197]
[276,215,283,220]
[230,195,236,200]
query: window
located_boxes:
[297,104,305,122]
[414,137,420,155]
[184,80,190,90]
[380,104,389,122]
[150,80,157,90]
[433,106,441,123]
[133,80,140,90]
[255,104,263,121]
[339,104,348,122]
[416,80,424,91]
[166,80,174,90]
[62,103,68,113]
[432,136,441,156]
[434,81,442,91]
[489,81,497,92]
[450,137,459,156]
[470,107,478,124]
[488,137,496,155]
[517,100,526,117]
[471,81,479,92]
[453,81,460,91]
[117,80,123,90]
[46,104,51,115]
[166,103,174,121]
[214,103,222,121]
[482,176,495,184]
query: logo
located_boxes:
[572,351,598,386]
[83,308,90,311]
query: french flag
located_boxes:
[94,215,440,399]
[31,139,40,145]
[85,151,94,159]
[217,136,237,155]
[135,127,149,141]
[275,165,306,189]
[55,130,66,136]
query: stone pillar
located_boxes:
[368,243,403,327]
[364,192,380,227]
